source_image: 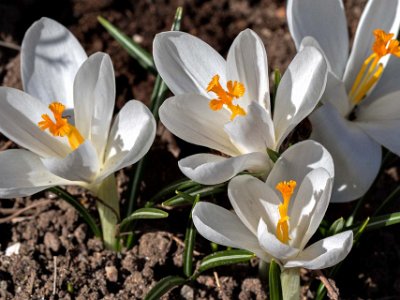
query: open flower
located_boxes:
[154,29,327,185]
[0,18,156,198]
[193,140,353,269]
[287,0,400,202]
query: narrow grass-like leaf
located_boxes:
[97,16,156,74]
[183,195,200,277]
[145,179,197,207]
[267,148,280,163]
[48,187,101,238]
[271,68,281,115]
[119,208,168,231]
[162,184,226,207]
[269,260,282,300]
[127,7,183,217]
[144,275,187,300]
[362,212,400,231]
[327,217,345,236]
[196,249,255,275]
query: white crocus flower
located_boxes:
[154,29,327,185]
[0,18,156,198]
[193,141,353,298]
[287,0,400,202]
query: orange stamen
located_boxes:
[38,102,84,150]
[275,180,297,244]
[206,75,246,120]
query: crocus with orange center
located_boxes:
[288,0,400,203]
[154,29,327,185]
[192,140,352,300]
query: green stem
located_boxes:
[280,268,300,300]
[94,175,120,250]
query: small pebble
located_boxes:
[44,232,61,252]
[105,265,118,282]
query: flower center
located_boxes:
[38,102,84,150]
[206,74,246,120]
[275,180,297,244]
[349,29,400,105]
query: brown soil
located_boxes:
[1,0,400,299]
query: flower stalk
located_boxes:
[280,268,300,300]
[94,175,121,250]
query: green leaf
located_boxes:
[267,148,280,163]
[119,208,168,231]
[271,68,281,114]
[144,275,187,300]
[162,184,226,207]
[183,195,200,277]
[48,187,101,238]
[353,217,369,242]
[269,260,282,300]
[127,7,184,218]
[362,212,400,232]
[327,217,345,236]
[145,179,196,207]
[197,249,255,275]
[97,16,156,74]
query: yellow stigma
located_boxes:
[275,180,297,244]
[207,74,246,120]
[349,29,400,105]
[38,102,84,150]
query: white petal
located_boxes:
[41,140,99,182]
[343,0,400,90]
[289,168,333,250]
[0,87,70,158]
[226,29,270,109]
[357,91,400,155]
[21,17,87,108]
[224,102,275,153]
[0,149,70,198]
[228,175,281,235]
[100,100,156,181]
[273,46,327,148]
[321,71,351,116]
[178,152,271,185]
[73,52,115,160]
[284,231,353,269]
[310,103,381,202]
[287,0,348,77]
[159,94,239,156]
[266,140,334,201]
[153,31,226,96]
[193,202,270,262]
[257,219,300,261]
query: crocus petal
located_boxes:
[153,31,226,96]
[0,87,70,158]
[100,100,156,181]
[0,149,71,198]
[321,72,351,117]
[357,91,400,155]
[73,52,115,160]
[21,17,87,108]
[228,175,281,235]
[284,231,353,269]
[224,102,275,153]
[273,46,327,148]
[257,219,300,261]
[266,140,334,201]
[178,152,271,185]
[343,0,400,90]
[41,140,99,182]
[226,29,270,109]
[193,202,271,262]
[159,94,239,156]
[287,0,349,77]
[289,168,333,250]
[310,103,381,202]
